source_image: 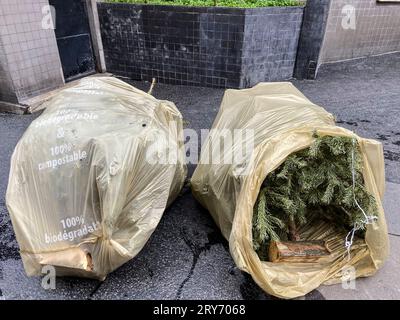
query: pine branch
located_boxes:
[252,133,379,260]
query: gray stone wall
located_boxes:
[319,0,400,63]
[0,0,64,104]
[0,37,17,103]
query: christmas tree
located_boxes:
[252,132,378,260]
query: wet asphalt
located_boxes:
[0,52,399,300]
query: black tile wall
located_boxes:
[98,3,304,88]
[241,7,304,87]
[294,0,331,80]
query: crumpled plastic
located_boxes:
[191,82,389,299]
[6,76,187,280]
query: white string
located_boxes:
[344,138,377,260]
[345,223,359,261]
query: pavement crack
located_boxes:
[175,227,212,299]
[388,232,400,237]
[305,289,326,300]
[87,280,104,300]
[175,253,197,300]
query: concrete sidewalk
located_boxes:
[0,52,399,300]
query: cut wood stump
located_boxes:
[269,240,331,263]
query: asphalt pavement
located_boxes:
[0,52,399,300]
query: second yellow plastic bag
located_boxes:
[191,82,388,299]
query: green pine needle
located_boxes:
[252,133,379,260]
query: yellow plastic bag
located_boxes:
[191,82,388,298]
[6,77,187,280]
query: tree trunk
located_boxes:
[269,240,331,263]
[288,218,300,241]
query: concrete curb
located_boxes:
[0,101,29,115]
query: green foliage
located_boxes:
[106,0,301,8]
[252,133,378,259]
